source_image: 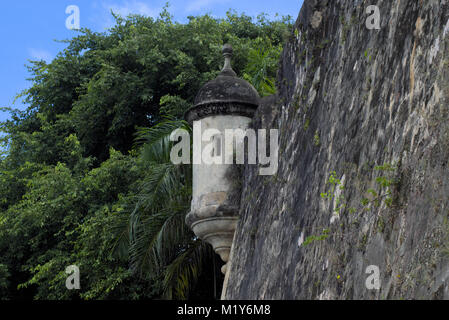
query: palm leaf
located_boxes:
[119,116,213,299]
[162,239,212,300]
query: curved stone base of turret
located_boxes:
[188,215,238,274]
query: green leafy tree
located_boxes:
[0,9,292,300]
[243,39,283,96]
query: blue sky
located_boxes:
[0,0,303,124]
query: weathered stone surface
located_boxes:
[225,0,449,299]
[193,76,260,107]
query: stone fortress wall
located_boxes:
[224,0,449,299]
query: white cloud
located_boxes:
[186,0,230,12]
[28,49,53,63]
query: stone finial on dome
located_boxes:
[184,43,260,124]
[220,44,237,77]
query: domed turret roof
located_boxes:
[185,44,260,123]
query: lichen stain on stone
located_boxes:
[310,11,323,29]
[429,37,440,65]
[297,232,305,247]
[443,18,449,38]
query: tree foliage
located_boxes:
[0,9,292,300]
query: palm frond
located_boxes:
[162,240,212,300]
[129,203,193,276]
[118,116,212,299]
[134,116,191,151]
[133,162,182,212]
